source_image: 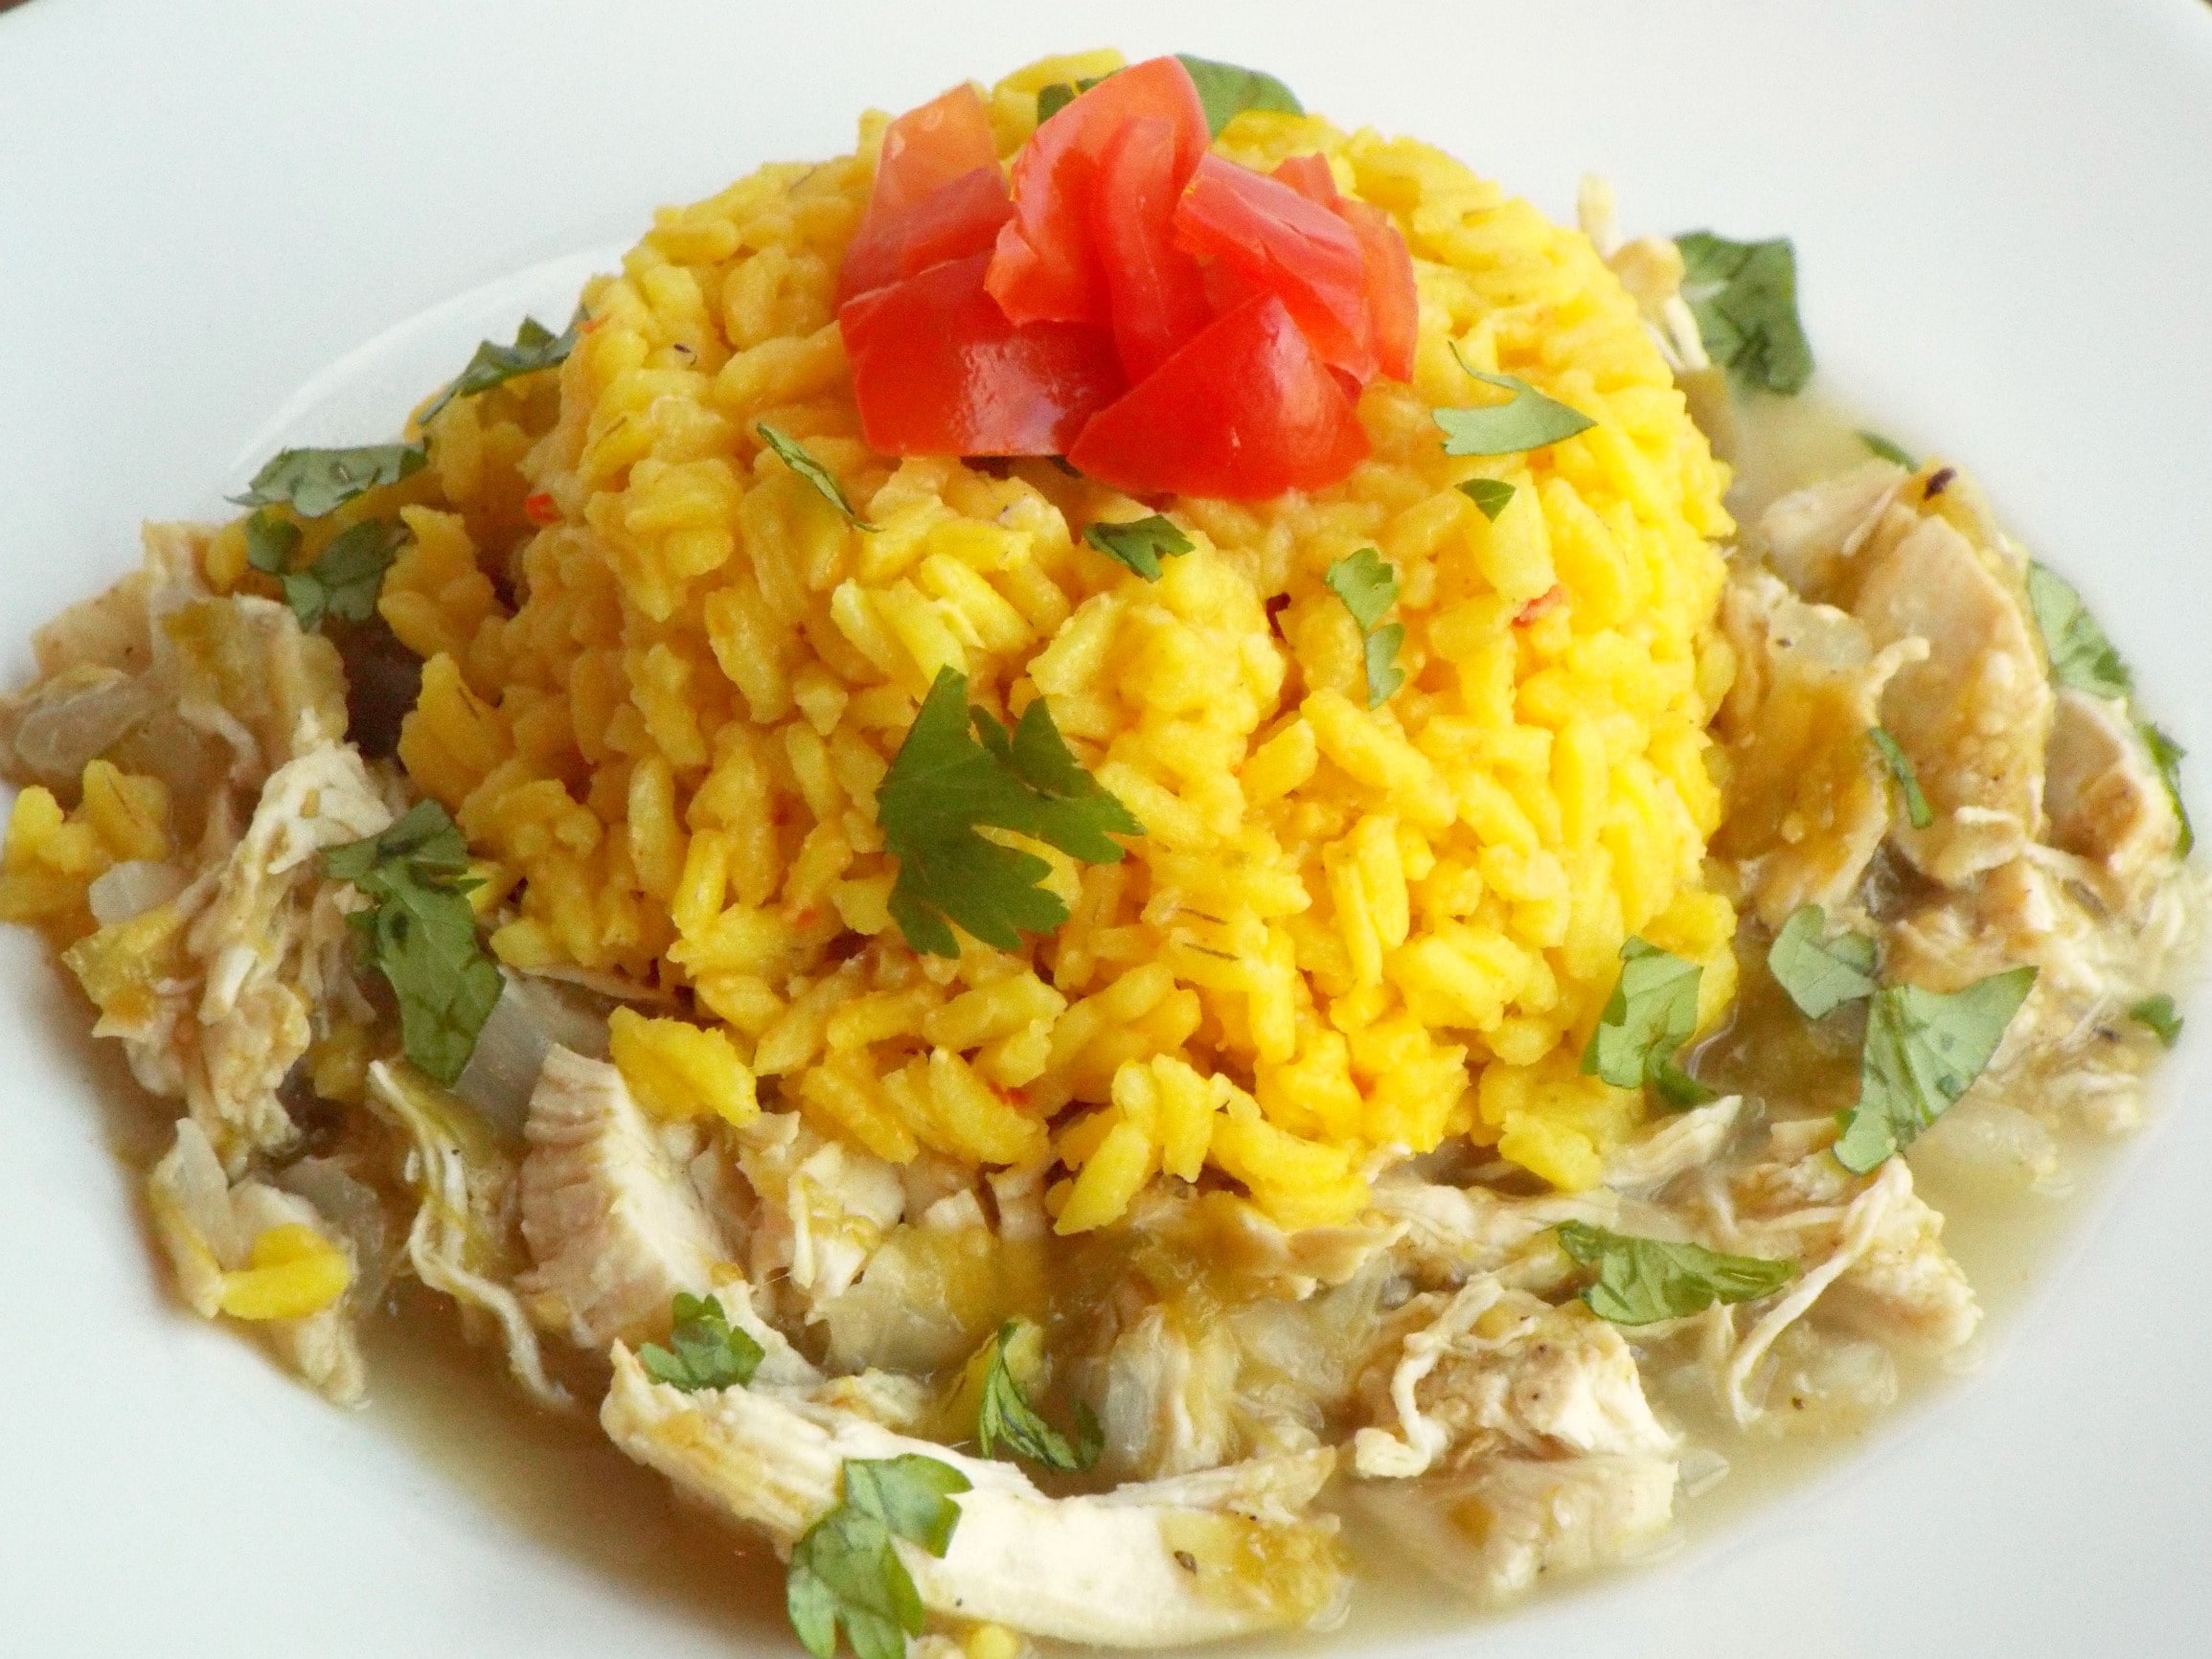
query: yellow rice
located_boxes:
[174,49,1740,1228]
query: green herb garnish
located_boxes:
[232,443,426,519]
[2129,994,2183,1049]
[418,312,582,431]
[1675,232,1813,395]
[1556,1220,1795,1326]
[1083,513,1194,581]
[1767,904,1878,1020]
[1869,726,1933,830]
[1174,56,1303,136]
[1834,967,2038,1171]
[975,1320,1102,1472]
[877,669,1141,956]
[787,1455,971,1659]
[1458,478,1516,521]
[2141,722,2194,856]
[1323,547,1406,709]
[1582,937,1715,1107]
[321,801,502,1087]
[1436,348,1596,456]
[247,511,409,632]
[1857,430,1917,468]
[758,422,878,531]
[2025,563,2132,701]
[639,1292,764,1393]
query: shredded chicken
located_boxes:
[736,1110,905,1325]
[2044,687,2182,905]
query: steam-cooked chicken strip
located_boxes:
[2044,687,2182,904]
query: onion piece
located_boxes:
[87,859,188,926]
[451,969,612,1137]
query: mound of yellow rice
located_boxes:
[191,49,1738,1229]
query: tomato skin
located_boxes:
[1334,193,1418,382]
[1270,151,1337,205]
[840,252,1125,456]
[1174,154,1377,384]
[870,82,999,216]
[988,57,1212,328]
[1090,117,1214,384]
[1066,291,1369,499]
[838,165,1013,306]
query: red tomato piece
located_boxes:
[1174,154,1377,383]
[838,165,1013,305]
[1090,117,1214,384]
[988,56,1212,328]
[840,252,1125,457]
[1334,195,1419,382]
[1066,291,1369,499]
[871,82,999,217]
[1271,152,1338,206]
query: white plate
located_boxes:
[3,1,2209,1653]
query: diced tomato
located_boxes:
[522,490,560,526]
[1066,292,1369,499]
[1090,117,1214,383]
[1174,154,1377,383]
[988,57,1212,328]
[1334,195,1418,382]
[870,82,1000,217]
[1270,152,1338,206]
[838,165,1013,305]
[840,252,1125,456]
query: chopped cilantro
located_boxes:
[1083,513,1194,581]
[639,1292,764,1392]
[1858,430,1918,468]
[1458,477,1516,520]
[232,443,425,519]
[1582,937,1715,1107]
[1869,726,1933,830]
[249,513,409,632]
[321,801,502,1087]
[1436,348,1596,456]
[975,1320,1102,1472]
[1834,966,2038,1171]
[1556,1221,1796,1326]
[417,311,582,431]
[877,669,1141,956]
[1323,548,1406,708]
[758,422,878,531]
[1037,74,1110,124]
[1675,232,1813,395]
[2025,563,2132,701]
[2141,722,2194,856]
[787,1455,971,1659]
[1767,904,1878,1019]
[1174,56,1303,136]
[2129,994,2183,1049]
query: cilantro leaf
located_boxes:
[1323,548,1406,708]
[2025,563,2132,701]
[975,1320,1102,1472]
[263,517,410,632]
[758,422,878,531]
[1083,514,1194,581]
[418,311,582,431]
[1767,904,1878,1019]
[322,801,503,1086]
[638,1292,764,1392]
[232,443,426,519]
[243,509,302,579]
[1675,232,1813,395]
[878,669,1141,956]
[1458,477,1516,520]
[2130,993,2183,1049]
[1582,937,1716,1106]
[1436,352,1596,456]
[1835,966,2038,1171]
[1858,430,1917,468]
[2141,722,2193,856]
[787,1456,971,1659]
[1869,726,1933,830]
[1174,55,1303,136]
[1556,1221,1796,1326]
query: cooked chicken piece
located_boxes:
[1850,511,2052,885]
[1099,1305,1242,1480]
[602,1346,1349,1647]
[1367,1179,1620,1288]
[2043,687,2182,904]
[1356,1452,1677,1606]
[1732,1319,1898,1439]
[1713,570,1927,928]
[516,1046,811,1389]
[1351,1277,1677,1480]
[1605,1095,1745,1193]
[147,1119,364,1404]
[367,1060,568,1408]
[1757,459,1908,599]
[737,1110,905,1323]
[1905,1097,2062,1194]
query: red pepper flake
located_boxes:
[523,491,560,526]
[1514,583,1566,626]
[1923,466,1957,500]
